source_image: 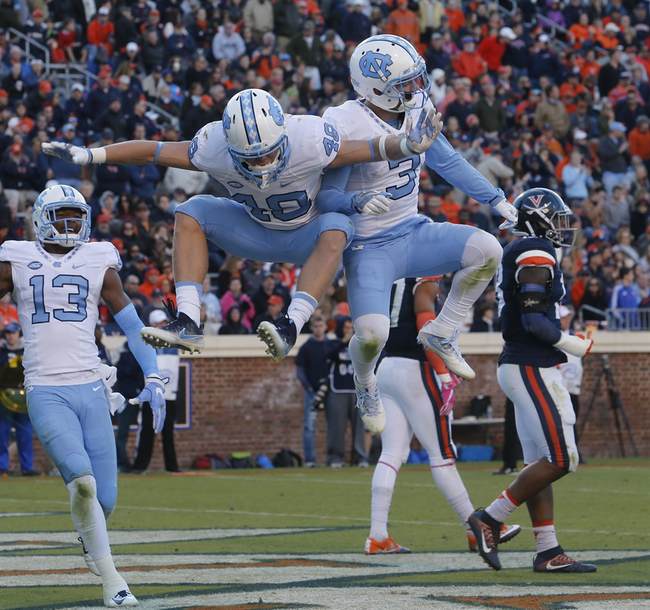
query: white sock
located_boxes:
[533,521,559,553]
[67,476,125,588]
[430,463,474,525]
[175,282,203,326]
[350,314,389,387]
[369,460,398,540]
[287,291,317,334]
[486,489,520,523]
[432,232,502,338]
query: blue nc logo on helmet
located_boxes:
[188,136,199,160]
[268,97,284,127]
[359,52,393,80]
[222,110,231,131]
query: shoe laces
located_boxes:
[439,330,463,358]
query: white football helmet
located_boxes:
[350,35,430,112]
[222,88,290,190]
[32,184,91,248]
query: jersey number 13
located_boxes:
[29,274,89,324]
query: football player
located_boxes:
[284,34,518,432]
[366,276,521,554]
[0,185,167,607]
[467,188,596,573]
[43,88,441,368]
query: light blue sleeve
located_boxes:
[314,165,357,216]
[113,303,159,377]
[424,134,505,207]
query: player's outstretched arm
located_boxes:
[315,166,391,217]
[101,268,167,433]
[423,133,518,224]
[329,102,443,169]
[42,140,196,170]
[0,262,13,299]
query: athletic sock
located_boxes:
[175,282,203,326]
[485,489,520,523]
[369,460,399,540]
[430,463,474,525]
[287,291,318,334]
[533,520,559,554]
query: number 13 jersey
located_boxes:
[0,240,122,386]
[323,100,424,239]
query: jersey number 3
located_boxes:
[30,275,89,324]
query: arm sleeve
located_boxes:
[521,311,562,344]
[314,165,357,215]
[113,303,159,377]
[424,133,505,206]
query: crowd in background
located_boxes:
[0,0,649,335]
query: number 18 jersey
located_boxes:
[323,100,424,239]
[0,240,122,386]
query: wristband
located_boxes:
[153,142,163,164]
[378,135,389,160]
[400,136,413,157]
[90,147,107,164]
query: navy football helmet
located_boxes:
[511,188,575,247]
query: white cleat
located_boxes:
[104,587,139,607]
[78,536,100,576]
[417,326,475,380]
[354,377,385,434]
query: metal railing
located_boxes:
[8,28,179,130]
[606,308,650,331]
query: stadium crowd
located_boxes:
[0,0,649,335]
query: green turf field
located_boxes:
[1,459,649,609]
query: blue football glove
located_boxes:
[129,374,167,434]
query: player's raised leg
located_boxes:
[404,221,502,380]
[28,386,138,607]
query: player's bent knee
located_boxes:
[67,474,97,507]
[318,213,354,246]
[316,228,348,253]
[376,452,403,473]
[465,230,503,274]
[97,484,117,518]
[353,315,390,358]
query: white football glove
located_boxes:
[129,373,167,433]
[495,198,518,230]
[402,97,443,155]
[42,141,96,165]
[97,364,127,416]
[554,333,593,358]
[352,191,392,216]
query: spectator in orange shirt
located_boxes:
[445,0,465,33]
[87,6,114,66]
[578,48,600,79]
[595,22,620,50]
[478,27,516,73]
[440,192,461,224]
[452,36,487,82]
[569,13,592,48]
[139,267,162,299]
[629,115,650,162]
[384,0,420,48]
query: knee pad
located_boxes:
[463,230,503,273]
[67,474,97,507]
[353,314,390,360]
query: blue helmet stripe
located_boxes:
[239,90,261,146]
[61,185,75,198]
[371,35,418,62]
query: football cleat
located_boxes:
[140,311,203,353]
[257,313,297,361]
[78,536,100,576]
[467,523,522,553]
[467,509,502,570]
[533,546,597,573]
[104,588,139,607]
[417,326,475,380]
[365,536,411,555]
[354,377,385,434]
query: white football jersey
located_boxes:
[0,240,122,386]
[189,114,338,230]
[323,100,424,239]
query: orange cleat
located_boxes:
[364,536,411,555]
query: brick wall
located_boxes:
[28,350,649,472]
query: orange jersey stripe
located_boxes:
[423,364,454,459]
[516,256,555,267]
[524,366,566,468]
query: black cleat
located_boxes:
[467,509,502,570]
[141,311,203,353]
[257,313,297,361]
[533,546,597,573]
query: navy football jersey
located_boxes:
[497,237,567,367]
[384,278,426,362]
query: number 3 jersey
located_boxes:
[323,100,424,239]
[188,115,338,230]
[0,240,122,386]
